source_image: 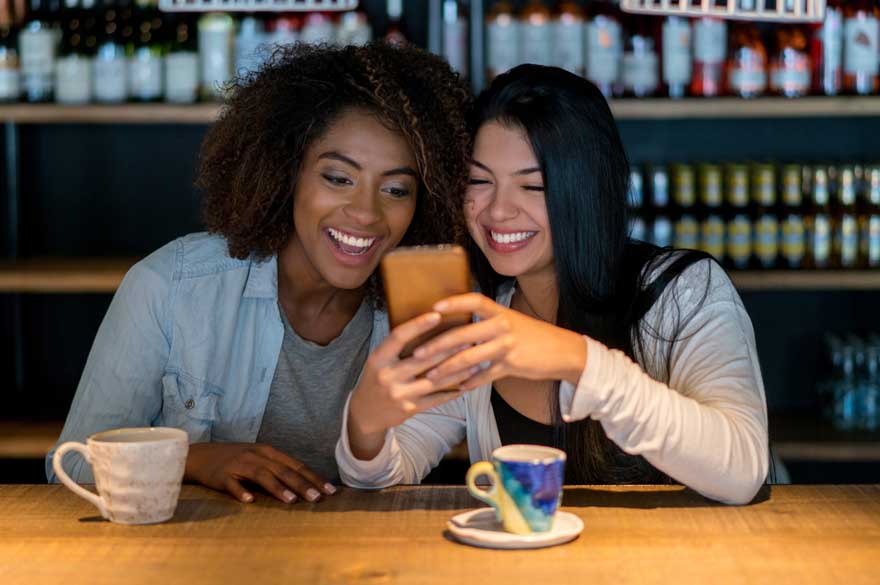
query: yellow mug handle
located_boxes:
[465,461,532,535]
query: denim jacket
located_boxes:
[46,232,390,483]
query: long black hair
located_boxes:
[470,64,714,484]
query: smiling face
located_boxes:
[465,121,553,280]
[285,108,419,291]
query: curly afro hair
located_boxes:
[198,42,473,262]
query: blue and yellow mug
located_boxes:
[466,445,566,535]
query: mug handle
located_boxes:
[52,442,108,518]
[466,461,502,511]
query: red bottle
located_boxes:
[691,16,727,97]
[771,23,811,97]
[726,1,767,98]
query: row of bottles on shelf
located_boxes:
[821,333,880,432]
[485,0,880,98]
[0,0,400,104]
[628,162,880,270]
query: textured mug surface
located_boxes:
[53,427,189,525]
[466,445,565,535]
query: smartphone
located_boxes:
[381,244,472,358]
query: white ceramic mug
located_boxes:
[52,427,189,525]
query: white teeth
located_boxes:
[490,230,535,244]
[328,228,376,251]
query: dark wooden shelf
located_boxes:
[0,258,137,293]
[0,421,63,459]
[771,415,880,462]
[730,270,880,291]
[0,103,221,124]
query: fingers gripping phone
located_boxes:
[381,245,472,358]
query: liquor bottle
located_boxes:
[811,0,843,96]
[93,0,126,103]
[860,165,880,268]
[691,16,726,97]
[805,166,833,269]
[699,163,726,262]
[584,0,622,98]
[672,164,699,250]
[199,11,233,101]
[518,0,551,67]
[628,166,647,242]
[384,0,406,46]
[300,11,335,45]
[164,12,197,103]
[726,0,767,98]
[752,164,779,269]
[771,11,811,98]
[128,0,162,102]
[55,0,91,104]
[0,0,20,102]
[725,164,752,270]
[267,14,300,51]
[552,0,584,76]
[843,0,879,96]
[441,0,467,77]
[235,15,266,76]
[486,0,517,80]
[833,166,859,269]
[780,164,806,269]
[19,0,60,102]
[621,13,657,98]
[648,166,673,248]
[662,15,691,99]
[337,9,371,47]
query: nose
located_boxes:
[343,183,383,226]
[486,186,519,223]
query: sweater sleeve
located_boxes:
[559,260,769,505]
[335,392,468,488]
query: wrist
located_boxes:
[557,330,587,386]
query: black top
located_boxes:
[490,386,557,448]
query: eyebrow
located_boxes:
[470,159,541,177]
[318,151,417,178]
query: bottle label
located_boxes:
[651,217,673,248]
[55,55,92,104]
[586,17,621,85]
[754,215,779,266]
[771,49,810,95]
[629,216,646,242]
[836,214,859,267]
[553,18,584,74]
[443,19,468,76]
[810,214,832,265]
[487,18,520,76]
[701,216,725,259]
[199,26,234,97]
[662,17,692,85]
[844,16,879,75]
[782,172,802,207]
[701,180,722,206]
[622,50,658,94]
[782,215,806,265]
[674,215,699,249]
[129,52,163,101]
[861,215,880,267]
[520,19,552,67]
[93,54,128,103]
[694,18,726,65]
[729,48,767,95]
[727,215,752,266]
[165,52,199,104]
[0,66,21,101]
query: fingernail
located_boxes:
[426,312,441,323]
[306,488,321,502]
[414,347,427,358]
[426,368,438,380]
[283,490,296,503]
[324,483,337,495]
[434,301,448,311]
[242,492,254,503]
[470,366,482,376]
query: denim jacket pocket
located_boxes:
[161,372,222,443]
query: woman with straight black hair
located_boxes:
[337,64,769,504]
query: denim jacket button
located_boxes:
[184,399,195,409]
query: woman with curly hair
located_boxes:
[46,42,473,505]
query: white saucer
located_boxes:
[446,508,583,550]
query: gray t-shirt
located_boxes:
[256,300,373,482]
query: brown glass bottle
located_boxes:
[486,0,517,80]
[833,166,860,269]
[726,0,767,98]
[780,164,806,269]
[805,166,833,269]
[519,0,552,67]
[621,13,658,98]
[553,0,584,75]
[859,165,880,268]
[725,164,752,270]
[672,164,699,250]
[699,163,726,262]
[752,164,779,269]
[771,20,811,98]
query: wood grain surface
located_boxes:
[0,484,878,585]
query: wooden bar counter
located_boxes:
[1,484,878,585]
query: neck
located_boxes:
[514,268,558,323]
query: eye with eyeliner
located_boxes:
[322,172,352,186]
